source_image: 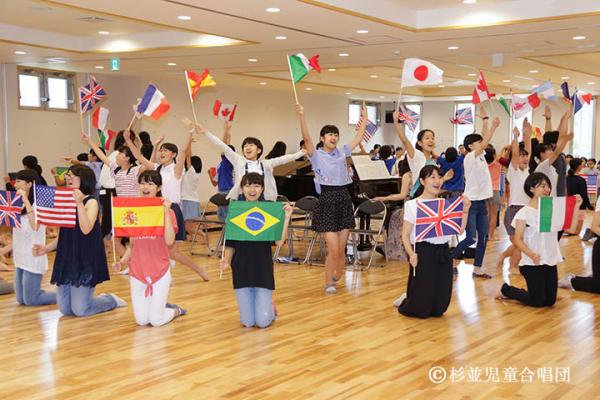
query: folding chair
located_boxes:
[348,200,387,270]
[274,195,320,263]
[189,193,229,256]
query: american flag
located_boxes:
[450,107,473,125]
[581,174,598,196]
[398,104,420,132]
[0,191,23,228]
[79,76,107,114]
[415,196,463,241]
[34,186,77,228]
[356,116,378,143]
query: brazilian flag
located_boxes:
[225,200,285,241]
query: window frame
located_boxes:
[17,67,77,112]
[348,100,381,127]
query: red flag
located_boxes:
[213,100,237,122]
[472,71,494,104]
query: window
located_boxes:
[18,68,76,111]
[454,102,475,148]
[572,98,596,158]
[403,103,422,144]
[348,101,380,125]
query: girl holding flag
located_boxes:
[219,173,293,328]
[295,102,367,293]
[496,172,581,307]
[112,170,186,326]
[398,165,471,318]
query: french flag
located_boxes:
[137,84,170,120]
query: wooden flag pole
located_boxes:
[184,70,200,126]
[395,87,404,112]
[77,86,87,135]
[285,54,300,104]
[127,111,138,131]
[219,237,226,280]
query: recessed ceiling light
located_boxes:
[305,87,313,91]
[266,7,280,13]
[438,84,445,88]
[379,96,385,99]
[370,75,378,78]
[587,82,596,85]
[561,76,570,80]
[467,73,477,76]
[95,65,104,69]
[98,31,110,35]
[573,35,586,40]
[275,35,287,40]
[345,92,351,95]
[177,15,191,20]
[529,70,539,73]
[328,68,336,72]
[502,79,511,83]
[259,82,267,85]
[338,53,349,57]
[463,0,476,3]
[14,50,27,55]
[248,58,258,62]
[356,29,369,34]
[447,46,459,50]
[167,62,177,66]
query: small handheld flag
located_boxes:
[537,196,576,232]
[186,69,216,100]
[213,100,237,122]
[112,197,165,237]
[0,190,23,228]
[581,174,598,196]
[414,196,463,241]
[79,76,107,114]
[401,58,443,88]
[34,186,77,228]
[398,104,420,132]
[450,107,473,125]
[137,84,170,120]
[356,115,377,143]
[533,80,557,101]
[472,72,494,104]
[288,54,321,84]
[225,200,285,241]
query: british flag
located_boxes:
[356,116,378,143]
[79,76,107,114]
[415,196,463,241]
[450,107,473,125]
[581,174,598,196]
[0,190,23,228]
[398,104,420,132]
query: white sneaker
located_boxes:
[324,285,337,294]
[393,293,407,307]
[117,267,129,275]
[558,273,575,290]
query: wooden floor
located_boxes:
[2,216,600,400]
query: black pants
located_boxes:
[399,242,453,319]
[99,188,116,237]
[572,239,600,293]
[501,265,557,307]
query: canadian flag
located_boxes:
[401,58,444,88]
[472,72,494,104]
[213,100,237,122]
[512,93,541,119]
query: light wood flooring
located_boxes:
[1,216,600,399]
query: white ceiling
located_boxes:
[1,0,600,100]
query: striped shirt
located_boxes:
[109,161,141,197]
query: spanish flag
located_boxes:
[185,69,216,100]
[112,197,164,237]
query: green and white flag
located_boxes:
[288,54,321,83]
[538,196,576,232]
[225,200,285,241]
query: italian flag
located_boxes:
[288,54,321,83]
[538,196,576,232]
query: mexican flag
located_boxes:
[97,129,116,150]
[538,196,576,232]
[288,54,321,83]
[225,200,285,241]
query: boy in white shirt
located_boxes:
[451,107,500,278]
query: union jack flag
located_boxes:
[356,116,378,143]
[581,174,598,196]
[0,190,23,228]
[79,76,106,114]
[450,107,473,125]
[398,104,420,132]
[415,196,463,241]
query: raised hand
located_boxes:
[296,103,305,116]
[81,132,90,143]
[477,105,488,119]
[542,105,552,119]
[522,117,532,138]
[73,189,85,204]
[513,127,520,141]
[491,116,500,129]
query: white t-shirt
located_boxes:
[181,168,201,202]
[98,151,117,189]
[535,159,558,197]
[13,217,48,274]
[463,151,493,201]
[403,198,452,245]
[407,149,426,187]
[156,163,182,204]
[245,160,264,175]
[506,164,530,206]
[511,206,562,266]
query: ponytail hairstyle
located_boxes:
[413,164,443,198]
[568,157,582,176]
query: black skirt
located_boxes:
[312,186,355,232]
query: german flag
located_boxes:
[112,197,164,237]
[185,69,216,100]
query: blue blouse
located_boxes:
[308,144,352,193]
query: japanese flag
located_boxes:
[401,58,444,88]
[213,100,237,122]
